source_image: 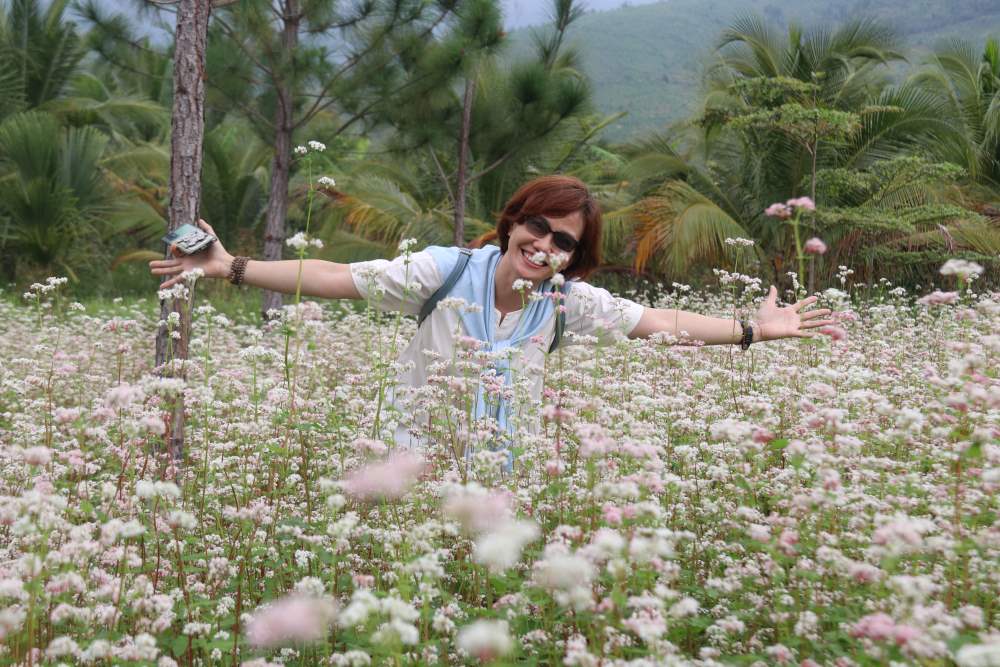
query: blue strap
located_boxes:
[418,248,472,326]
[418,247,570,355]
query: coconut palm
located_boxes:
[911,38,1000,185]
[609,16,981,285]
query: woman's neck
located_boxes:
[493,252,538,314]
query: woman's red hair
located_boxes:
[494,175,602,280]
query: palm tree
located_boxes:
[0,111,161,281]
[608,16,978,285]
[911,38,1000,186]
[0,0,84,120]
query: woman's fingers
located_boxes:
[150,264,185,276]
[801,308,831,320]
[793,295,818,310]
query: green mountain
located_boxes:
[510,0,1000,141]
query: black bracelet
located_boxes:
[739,319,754,350]
[227,256,250,285]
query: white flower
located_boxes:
[294,145,308,155]
[940,258,984,280]
[286,232,309,250]
[473,520,540,572]
[551,273,565,287]
[318,176,336,187]
[456,620,513,661]
[398,238,418,252]
[307,140,326,152]
[512,279,533,292]
[310,238,324,249]
[955,640,1000,667]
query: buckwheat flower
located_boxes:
[456,619,513,662]
[286,232,309,250]
[398,238,417,252]
[818,325,847,341]
[940,258,984,280]
[167,511,197,531]
[342,452,425,502]
[548,252,569,271]
[851,612,896,641]
[955,640,1000,667]
[46,635,81,659]
[918,290,959,306]
[443,484,511,533]
[765,644,795,664]
[372,619,419,646]
[318,176,336,187]
[310,238,324,249]
[804,237,827,255]
[786,196,816,211]
[307,140,326,152]
[668,597,700,618]
[473,520,540,572]
[551,273,565,287]
[764,202,792,219]
[246,594,338,648]
[512,279,532,292]
[294,145,308,155]
[531,251,547,265]
[22,446,52,466]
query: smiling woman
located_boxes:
[149,174,832,452]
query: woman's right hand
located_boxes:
[149,219,234,289]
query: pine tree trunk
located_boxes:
[260,0,300,319]
[156,0,210,461]
[453,76,475,247]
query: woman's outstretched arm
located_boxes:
[149,219,362,300]
[628,286,834,344]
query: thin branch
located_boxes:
[429,146,455,203]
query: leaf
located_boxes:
[768,438,789,452]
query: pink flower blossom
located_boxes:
[765,203,792,219]
[851,612,896,641]
[786,196,816,211]
[804,237,827,255]
[245,594,337,648]
[819,325,848,341]
[917,290,959,306]
[22,447,52,466]
[342,452,425,501]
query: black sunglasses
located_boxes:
[519,216,579,253]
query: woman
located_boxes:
[150,175,832,446]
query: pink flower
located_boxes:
[891,624,922,646]
[851,612,896,641]
[22,447,52,466]
[818,325,847,341]
[246,594,337,648]
[786,196,816,211]
[765,203,792,219]
[917,290,959,306]
[342,452,425,501]
[804,237,827,255]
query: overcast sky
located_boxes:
[88,0,665,32]
[503,0,663,28]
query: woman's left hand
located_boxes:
[754,286,834,342]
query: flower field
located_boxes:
[1,277,998,667]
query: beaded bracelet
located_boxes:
[227,256,250,286]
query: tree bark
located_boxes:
[453,75,475,247]
[156,0,210,461]
[260,0,300,319]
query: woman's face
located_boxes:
[506,211,584,280]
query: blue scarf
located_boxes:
[425,245,560,459]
